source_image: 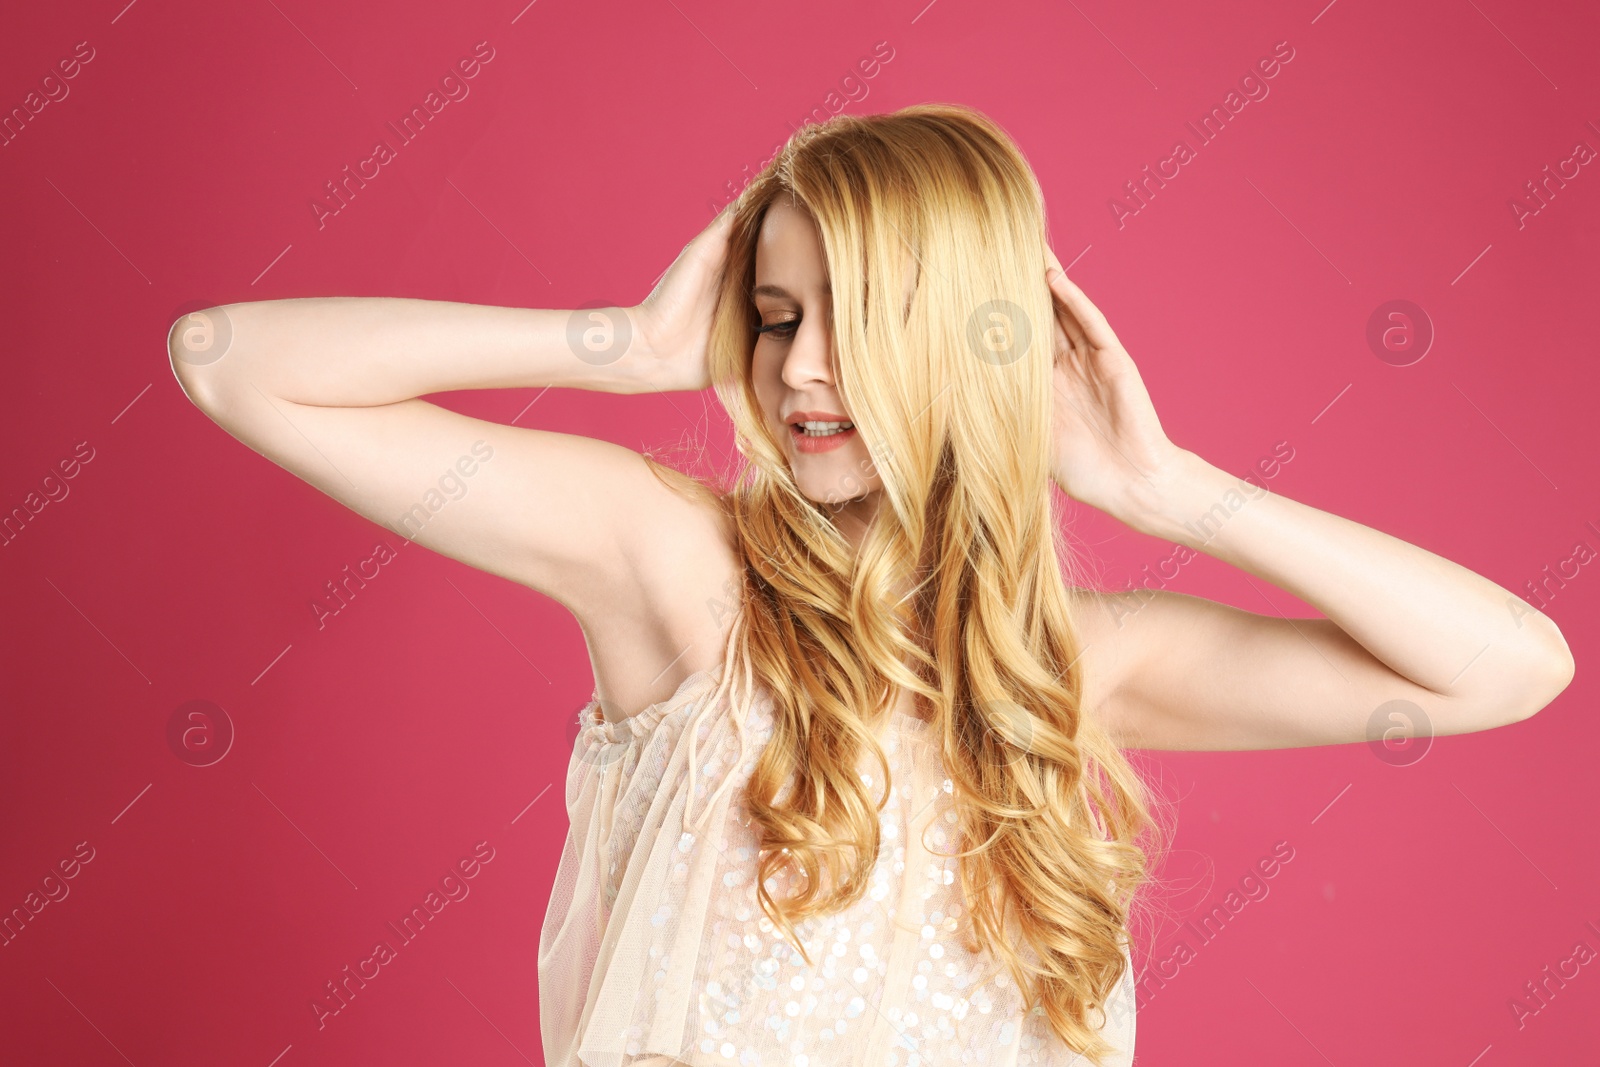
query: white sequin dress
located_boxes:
[539,613,1136,1067]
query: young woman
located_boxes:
[168,104,1574,1067]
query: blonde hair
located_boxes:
[646,103,1168,1064]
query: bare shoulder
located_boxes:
[1062,586,1150,744]
[578,457,744,722]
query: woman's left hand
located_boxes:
[1043,246,1190,528]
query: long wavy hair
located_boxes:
[644,103,1169,1064]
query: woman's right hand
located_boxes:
[629,205,739,393]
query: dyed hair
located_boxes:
[647,103,1168,1064]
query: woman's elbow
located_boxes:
[167,306,237,407]
[1515,642,1576,723]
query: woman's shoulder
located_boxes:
[639,454,738,540]
[635,456,741,582]
[1061,585,1136,739]
[582,457,743,721]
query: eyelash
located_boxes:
[755,319,799,340]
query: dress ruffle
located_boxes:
[539,616,1136,1067]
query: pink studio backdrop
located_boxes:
[2,0,1596,1063]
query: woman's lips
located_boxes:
[790,423,857,454]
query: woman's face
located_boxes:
[750,200,883,531]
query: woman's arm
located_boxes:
[1071,450,1574,751]
[1039,258,1574,751]
[171,299,665,407]
[166,212,736,616]
[168,299,669,611]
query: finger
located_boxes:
[1048,269,1123,351]
[1042,246,1090,350]
[1045,265,1091,357]
[691,203,737,251]
[684,210,737,274]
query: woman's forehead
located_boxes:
[755,207,826,284]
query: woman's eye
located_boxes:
[756,319,799,340]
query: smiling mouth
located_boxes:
[787,420,857,454]
[792,419,854,437]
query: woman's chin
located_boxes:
[798,479,877,510]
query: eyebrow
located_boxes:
[751,283,830,302]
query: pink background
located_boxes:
[2,0,1597,1063]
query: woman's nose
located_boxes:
[781,319,835,389]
